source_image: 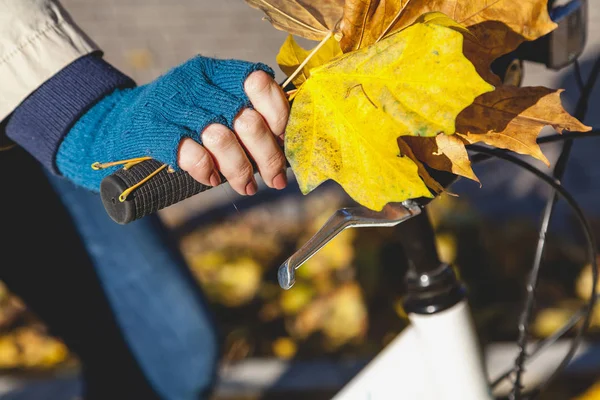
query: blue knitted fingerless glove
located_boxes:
[56,55,274,191]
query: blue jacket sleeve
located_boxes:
[5,52,135,174]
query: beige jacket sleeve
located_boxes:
[0,0,98,121]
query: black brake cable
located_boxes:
[490,293,599,389]
[466,144,599,400]
[538,130,600,144]
[510,56,600,400]
[461,55,600,398]
[468,128,600,394]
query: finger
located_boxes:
[201,123,257,196]
[233,108,287,190]
[177,138,220,187]
[244,70,290,141]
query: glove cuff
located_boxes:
[6,51,135,174]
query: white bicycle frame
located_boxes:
[275,200,592,400]
[302,3,593,397]
[277,202,493,400]
[332,298,595,400]
[333,300,492,400]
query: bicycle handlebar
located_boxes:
[99,157,457,224]
[100,159,212,224]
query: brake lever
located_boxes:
[277,200,422,289]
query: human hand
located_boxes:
[177,68,289,196]
[56,55,290,194]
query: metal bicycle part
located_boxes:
[277,201,422,290]
[515,0,588,70]
[285,204,493,400]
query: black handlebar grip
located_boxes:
[100,159,212,224]
[99,155,455,225]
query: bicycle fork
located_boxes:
[277,202,493,400]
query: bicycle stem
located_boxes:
[277,198,492,399]
[400,209,492,399]
[400,209,467,315]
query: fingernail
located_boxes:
[210,172,221,187]
[273,171,287,190]
[246,178,258,196]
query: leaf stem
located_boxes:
[282,31,334,89]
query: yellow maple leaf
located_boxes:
[339,0,557,84]
[395,0,557,84]
[285,17,494,211]
[276,34,343,87]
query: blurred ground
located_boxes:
[2,0,600,399]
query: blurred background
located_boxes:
[1,0,600,399]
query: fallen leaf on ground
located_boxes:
[290,283,367,348]
[272,337,298,359]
